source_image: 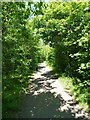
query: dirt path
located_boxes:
[18,62,88,118]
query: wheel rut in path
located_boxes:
[18,62,88,118]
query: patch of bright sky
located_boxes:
[26,0,50,20]
[34,0,50,3]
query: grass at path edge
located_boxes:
[45,61,90,117]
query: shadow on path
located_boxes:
[19,92,75,118]
[17,62,84,118]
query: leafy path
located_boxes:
[18,62,88,118]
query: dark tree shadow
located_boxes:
[27,77,57,94]
[17,63,86,119]
[41,71,58,79]
[18,92,75,118]
[17,68,75,118]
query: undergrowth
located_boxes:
[58,76,90,115]
[46,61,90,117]
[2,71,35,118]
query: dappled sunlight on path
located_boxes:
[18,62,88,118]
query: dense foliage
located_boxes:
[2,1,90,118]
[2,2,44,117]
[32,2,90,111]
